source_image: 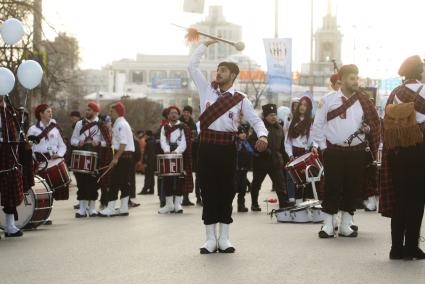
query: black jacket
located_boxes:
[143,136,157,167]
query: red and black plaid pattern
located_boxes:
[79,120,98,135]
[181,124,193,193]
[200,129,236,145]
[0,105,19,142]
[164,124,180,143]
[199,92,244,131]
[327,94,358,121]
[0,144,24,208]
[36,122,60,141]
[96,121,113,189]
[288,118,312,139]
[120,151,134,159]
[379,84,425,217]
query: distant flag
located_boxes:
[183,0,205,14]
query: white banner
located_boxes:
[263,38,292,93]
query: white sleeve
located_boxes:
[175,129,187,154]
[27,126,37,137]
[70,122,82,146]
[311,98,327,149]
[242,98,268,138]
[57,133,67,157]
[188,44,211,107]
[284,132,293,158]
[160,126,170,153]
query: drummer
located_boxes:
[28,103,68,225]
[284,96,315,203]
[158,106,193,214]
[70,102,112,218]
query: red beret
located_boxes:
[35,103,49,120]
[88,101,100,113]
[398,55,423,77]
[338,64,359,80]
[112,101,125,117]
[168,105,181,115]
[330,74,339,85]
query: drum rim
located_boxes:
[157,153,183,158]
[286,152,314,167]
[71,150,98,157]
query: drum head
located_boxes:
[0,191,35,230]
[287,152,312,167]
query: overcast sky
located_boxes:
[42,0,425,78]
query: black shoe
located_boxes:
[44,220,53,225]
[318,230,335,239]
[138,189,150,195]
[218,247,235,253]
[5,230,23,238]
[404,247,425,260]
[182,199,194,206]
[146,189,154,195]
[238,205,248,212]
[89,213,98,217]
[389,247,404,260]
[75,213,87,218]
[128,200,140,208]
[196,198,203,206]
[200,248,217,254]
[73,204,80,210]
[251,204,261,212]
[279,201,295,209]
[338,231,358,238]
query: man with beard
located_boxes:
[180,105,197,206]
[70,102,112,218]
[250,104,290,211]
[311,64,380,239]
[188,40,268,254]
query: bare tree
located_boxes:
[241,61,267,109]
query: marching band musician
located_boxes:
[158,106,193,214]
[380,55,425,260]
[28,104,68,205]
[284,96,315,203]
[70,102,112,218]
[98,102,134,217]
[188,40,268,254]
[311,65,380,239]
[0,96,25,238]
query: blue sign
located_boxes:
[151,77,182,89]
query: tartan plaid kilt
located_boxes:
[0,144,24,208]
[98,147,113,189]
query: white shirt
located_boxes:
[27,119,67,157]
[397,80,425,123]
[112,117,135,152]
[70,117,107,147]
[160,121,187,154]
[188,44,268,138]
[311,90,365,149]
[284,123,313,157]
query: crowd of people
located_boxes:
[0,41,423,260]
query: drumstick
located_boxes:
[97,166,112,183]
[97,165,110,171]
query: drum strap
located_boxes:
[36,122,61,141]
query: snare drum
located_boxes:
[70,150,98,174]
[285,152,323,186]
[156,154,184,176]
[0,176,53,230]
[38,158,71,191]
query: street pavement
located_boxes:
[0,173,424,284]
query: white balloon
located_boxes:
[0,67,16,96]
[277,106,290,122]
[17,60,43,90]
[1,18,24,45]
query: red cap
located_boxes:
[35,103,49,120]
[112,101,126,117]
[168,105,181,115]
[398,55,422,77]
[88,101,100,113]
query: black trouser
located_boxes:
[390,143,425,251]
[195,171,201,200]
[142,165,155,192]
[109,157,132,201]
[321,148,367,215]
[251,167,287,207]
[199,143,236,225]
[235,170,247,205]
[129,159,136,199]
[74,172,98,201]
[163,176,183,196]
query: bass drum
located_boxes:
[0,176,53,230]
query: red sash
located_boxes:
[199,92,244,130]
[36,122,61,141]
